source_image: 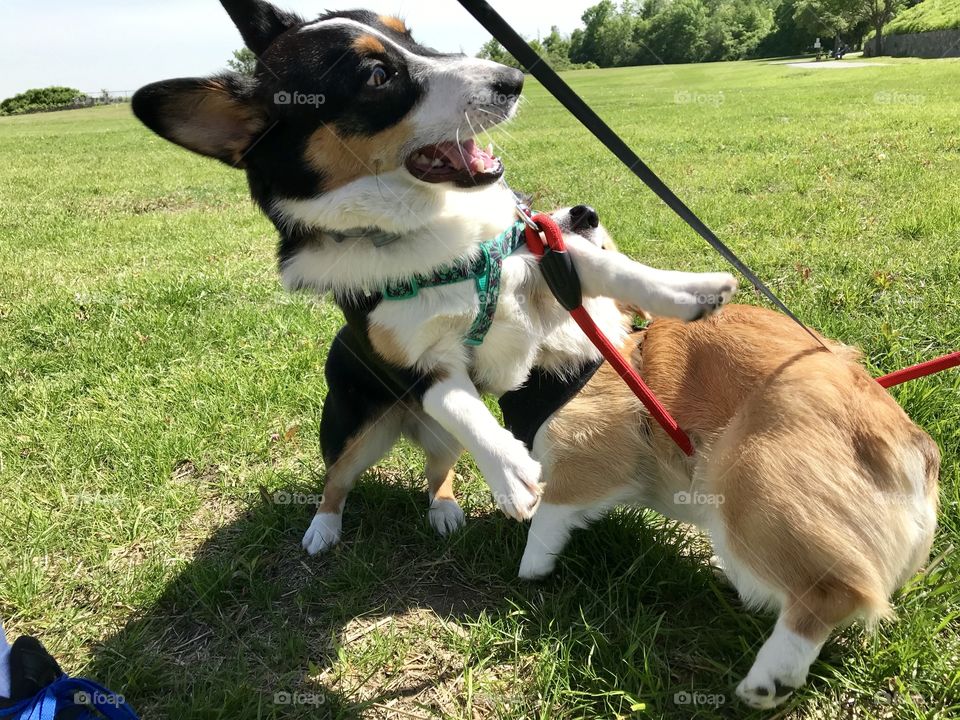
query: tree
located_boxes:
[0,87,85,116]
[227,47,258,76]
[794,0,903,51]
[793,0,849,42]
[478,38,522,68]
[861,0,905,54]
[575,1,640,67]
[704,0,775,60]
[757,0,811,56]
[643,0,712,63]
[543,26,571,59]
[573,0,617,63]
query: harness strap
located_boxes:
[382,221,527,345]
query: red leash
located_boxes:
[524,214,696,456]
[877,351,960,389]
[524,214,959,457]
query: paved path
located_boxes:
[780,61,890,69]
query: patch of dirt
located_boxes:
[318,609,531,719]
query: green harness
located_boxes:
[382,220,528,346]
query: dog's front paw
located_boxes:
[302,512,342,555]
[676,272,738,321]
[485,442,543,522]
[428,498,466,536]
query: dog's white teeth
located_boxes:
[471,158,486,173]
[486,143,495,157]
[431,158,444,168]
[414,153,431,167]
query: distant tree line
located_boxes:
[0,87,128,116]
[480,0,922,67]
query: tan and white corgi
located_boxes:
[511,304,940,709]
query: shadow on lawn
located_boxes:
[83,476,773,719]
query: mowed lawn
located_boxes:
[1,56,959,719]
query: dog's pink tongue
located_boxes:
[437,140,494,175]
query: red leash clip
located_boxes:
[523,213,582,312]
[524,214,697,457]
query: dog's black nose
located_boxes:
[570,205,600,230]
[491,68,524,104]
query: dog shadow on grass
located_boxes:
[83,475,791,719]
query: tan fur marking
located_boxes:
[318,433,368,513]
[540,340,653,506]
[353,35,386,55]
[305,122,413,192]
[379,15,408,33]
[783,584,865,642]
[852,431,899,490]
[170,81,266,166]
[369,323,409,367]
[427,466,457,502]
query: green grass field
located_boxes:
[2,56,959,719]
[883,0,960,35]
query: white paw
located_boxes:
[736,652,808,710]
[737,617,819,709]
[428,498,466,536]
[518,548,557,581]
[675,272,738,321]
[484,442,543,522]
[736,675,799,710]
[302,512,342,555]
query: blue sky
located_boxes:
[0,0,597,99]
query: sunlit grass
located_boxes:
[1,58,958,718]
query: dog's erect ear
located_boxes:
[220,0,304,56]
[132,75,267,168]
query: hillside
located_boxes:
[884,0,960,35]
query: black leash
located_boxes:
[456,0,824,346]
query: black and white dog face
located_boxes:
[133,2,524,230]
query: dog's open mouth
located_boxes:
[405,139,503,187]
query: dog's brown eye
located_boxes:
[367,65,391,87]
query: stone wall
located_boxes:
[864,29,960,58]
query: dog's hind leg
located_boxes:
[302,396,403,555]
[736,588,865,710]
[407,413,465,536]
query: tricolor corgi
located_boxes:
[132,1,736,555]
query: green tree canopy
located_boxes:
[475,0,913,68]
[0,87,85,116]
[227,48,258,76]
